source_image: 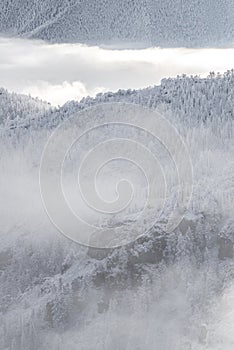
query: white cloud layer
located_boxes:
[21,81,106,106]
[1,37,234,105]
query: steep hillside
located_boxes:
[0,0,234,47]
[1,72,234,349]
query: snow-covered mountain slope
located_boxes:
[1,0,234,47]
[0,88,52,128]
[3,70,234,130]
[0,72,234,349]
[62,70,234,125]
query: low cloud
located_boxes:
[21,81,106,106]
[1,37,234,105]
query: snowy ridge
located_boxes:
[2,71,234,130]
[1,0,234,47]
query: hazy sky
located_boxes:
[1,37,234,105]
